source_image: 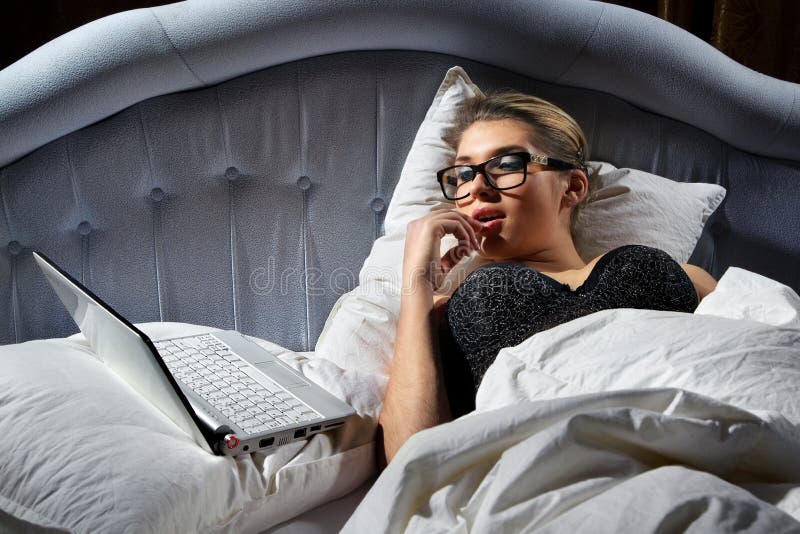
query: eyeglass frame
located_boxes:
[436,152,577,201]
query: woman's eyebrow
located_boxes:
[455,145,529,163]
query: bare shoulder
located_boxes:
[681,264,717,302]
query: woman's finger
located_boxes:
[434,218,479,255]
[430,210,483,249]
[404,210,484,288]
[451,211,483,248]
[440,241,472,273]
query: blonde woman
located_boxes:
[378,92,717,465]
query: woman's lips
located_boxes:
[473,207,504,221]
[472,206,506,228]
[472,207,505,236]
[477,217,504,234]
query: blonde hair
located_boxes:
[443,91,591,232]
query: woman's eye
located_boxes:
[494,157,524,172]
[456,169,474,182]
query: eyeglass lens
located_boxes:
[441,153,527,199]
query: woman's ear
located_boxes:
[563,169,588,207]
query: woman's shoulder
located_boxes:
[679,263,717,301]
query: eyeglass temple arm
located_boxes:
[530,153,580,171]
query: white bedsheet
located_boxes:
[344,268,800,532]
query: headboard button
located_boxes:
[296,176,311,190]
[150,187,165,202]
[7,240,21,256]
[77,221,92,236]
[225,167,240,182]
[370,197,385,213]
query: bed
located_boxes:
[1,0,799,532]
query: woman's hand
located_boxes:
[403,210,484,290]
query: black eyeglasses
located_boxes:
[436,152,575,200]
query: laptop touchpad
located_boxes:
[253,362,307,388]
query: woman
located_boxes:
[378,92,717,466]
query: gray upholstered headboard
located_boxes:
[2,0,799,349]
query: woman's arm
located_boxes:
[681,264,717,302]
[377,211,481,467]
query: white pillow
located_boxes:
[314,66,484,377]
[315,66,725,369]
[0,322,372,533]
[575,161,726,264]
[382,66,484,236]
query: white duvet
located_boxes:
[344,268,800,533]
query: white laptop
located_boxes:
[33,251,354,456]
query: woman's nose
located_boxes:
[469,171,496,199]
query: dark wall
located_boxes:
[606,0,799,83]
[2,0,168,70]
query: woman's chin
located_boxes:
[476,237,505,260]
[479,234,536,263]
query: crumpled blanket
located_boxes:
[344,268,800,533]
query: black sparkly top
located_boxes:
[438,245,698,417]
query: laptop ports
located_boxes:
[259,437,274,448]
[324,421,344,429]
[293,428,307,438]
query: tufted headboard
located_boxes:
[2,0,799,349]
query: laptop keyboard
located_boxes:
[154,334,321,435]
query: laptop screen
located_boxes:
[33,251,215,454]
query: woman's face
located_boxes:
[454,119,572,262]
